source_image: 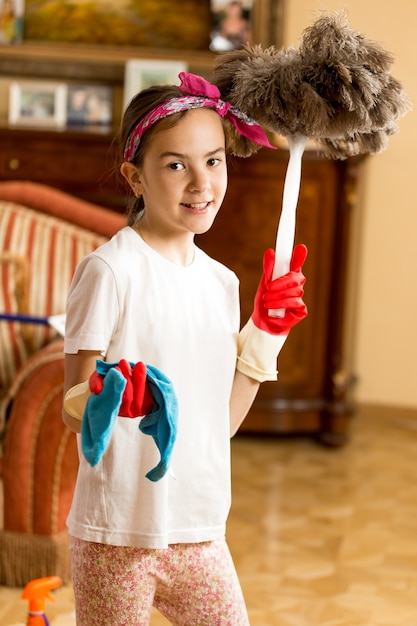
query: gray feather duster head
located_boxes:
[213,11,411,159]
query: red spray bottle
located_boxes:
[21,576,62,626]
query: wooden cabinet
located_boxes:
[197,147,363,444]
[0,126,126,212]
[0,125,364,444]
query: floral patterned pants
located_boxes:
[70,536,250,625]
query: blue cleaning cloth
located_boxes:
[140,365,178,482]
[81,366,126,467]
[81,360,178,481]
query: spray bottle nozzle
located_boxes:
[22,576,62,614]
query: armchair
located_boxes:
[0,181,125,585]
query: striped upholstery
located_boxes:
[0,200,108,400]
[0,252,32,395]
[0,186,125,585]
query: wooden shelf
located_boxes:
[0,42,216,84]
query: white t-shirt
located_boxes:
[64,227,240,548]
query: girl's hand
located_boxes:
[89,359,155,418]
[236,245,308,383]
[252,245,308,335]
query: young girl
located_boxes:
[62,72,307,625]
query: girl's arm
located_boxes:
[229,370,260,436]
[230,245,308,436]
[62,350,102,433]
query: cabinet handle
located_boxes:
[8,158,20,170]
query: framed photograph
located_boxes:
[67,84,112,126]
[23,1,210,50]
[210,0,253,52]
[8,80,67,127]
[123,59,188,113]
[210,0,284,51]
[0,0,24,44]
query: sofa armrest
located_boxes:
[1,340,77,536]
[0,340,77,585]
[0,180,126,238]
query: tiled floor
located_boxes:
[1,406,417,625]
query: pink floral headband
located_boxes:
[123,72,275,162]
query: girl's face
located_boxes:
[125,108,228,240]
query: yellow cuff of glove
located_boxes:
[63,381,90,420]
[236,318,287,383]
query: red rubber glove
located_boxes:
[237,244,308,382]
[89,359,155,418]
[252,244,308,335]
[89,370,104,394]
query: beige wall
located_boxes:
[285,0,417,408]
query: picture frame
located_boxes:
[252,0,284,48]
[67,84,113,127]
[0,0,24,44]
[210,0,253,52]
[210,0,284,51]
[123,59,188,113]
[8,80,67,127]
[23,2,211,51]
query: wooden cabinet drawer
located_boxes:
[0,126,125,210]
[1,146,104,183]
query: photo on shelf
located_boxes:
[23,1,211,50]
[209,0,252,52]
[8,80,67,128]
[0,0,24,44]
[67,84,113,126]
[123,59,188,113]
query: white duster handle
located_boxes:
[269,135,308,317]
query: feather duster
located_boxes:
[213,11,411,314]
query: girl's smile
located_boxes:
[182,201,212,212]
